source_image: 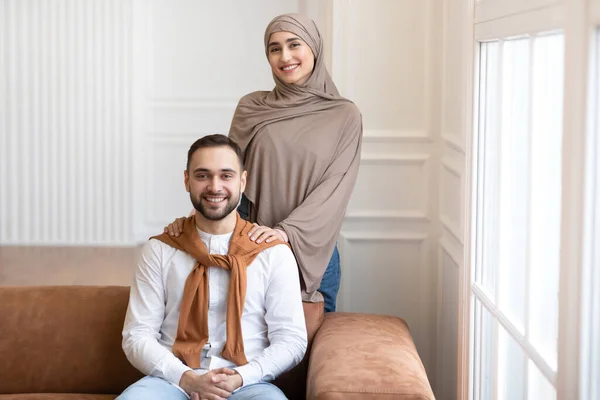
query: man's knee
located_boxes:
[116,376,188,400]
[231,383,287,400]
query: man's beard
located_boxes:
[191,190,240,221]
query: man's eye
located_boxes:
[223,174,233,180]
[196,174,207,179]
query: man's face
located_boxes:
[184,146,246,221]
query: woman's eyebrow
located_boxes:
[268,37,301,47]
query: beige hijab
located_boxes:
[229,14,363,302]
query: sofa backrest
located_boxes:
[0,285,324,396]
[0,286,143,394]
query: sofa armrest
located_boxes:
[306,312,435,400]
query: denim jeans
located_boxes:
[319,245,340,313]
[116,375,287,400]
[238,194,341,312]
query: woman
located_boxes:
[167,13,362,312]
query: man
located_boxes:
[118,134,307,400]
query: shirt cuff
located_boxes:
[164,362,193,386]
[234,361,265,387]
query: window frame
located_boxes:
[460,0,599,399]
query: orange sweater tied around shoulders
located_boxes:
[151,213,283,368]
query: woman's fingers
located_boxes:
[165,217,186,237]
[247,223,260,238]
[176,217,185,234]
[248,224,287,243]
[256,229,285,244]
[264,231,284,243]
[250,227,274,243]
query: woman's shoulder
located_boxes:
[237,91,270,106]
[332,100,362,130]
[333,99,361,119]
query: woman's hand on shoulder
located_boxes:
[247,224,288,244]
[163,210,194,237]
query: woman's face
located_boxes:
[267,31,315,85]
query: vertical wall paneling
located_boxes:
[0,0,133,245]
[437,0,470,398]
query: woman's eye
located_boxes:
[270,47,280,53]
[290,42,300,48]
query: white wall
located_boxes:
[0,0,134,245]
[133,0,302,241]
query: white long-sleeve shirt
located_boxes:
[122,227,307,390]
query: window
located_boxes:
[463,2,600,400]
[580,27,600,400]
[471,33,564,399]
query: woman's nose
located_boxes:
[280,48,292,62]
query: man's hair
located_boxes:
[186,134,245,171]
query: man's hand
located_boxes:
[179,368,239,400]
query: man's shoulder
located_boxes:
[255,243,296,268]
[139,238,181,263]
[259,242,293,256]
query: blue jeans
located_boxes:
[238,194,341,312]
[319,245,340,313]
[116,375,287,400]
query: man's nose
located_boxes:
[208,177,223,192]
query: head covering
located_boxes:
[229,13,363,302]
[263,13,339,100]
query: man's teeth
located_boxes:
[205,197,225,203]
[283,65,298,71]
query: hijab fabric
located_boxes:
[229,14,363,302]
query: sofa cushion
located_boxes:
[0,286,143,395]
[307,313,435,400]
[0,286,323,398]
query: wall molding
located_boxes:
[345,210,429,221]
[441,156,463,177]
[339,232,428,242]
[441,215,464,245]
[363,129,433,143]
[440,157,464,246]
[151,99,239,109]
[474,3,564,41]
[439,237,463,268]
[442,132,466,154]
[474,0,560,24]
[338,231,428,313]
[360,153,430,164]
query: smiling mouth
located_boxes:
[281,64,299,72]
[203,196,227,205]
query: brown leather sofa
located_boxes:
[0,286,434,400]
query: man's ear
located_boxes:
[184,170,190,193]
[240,170,247,193]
